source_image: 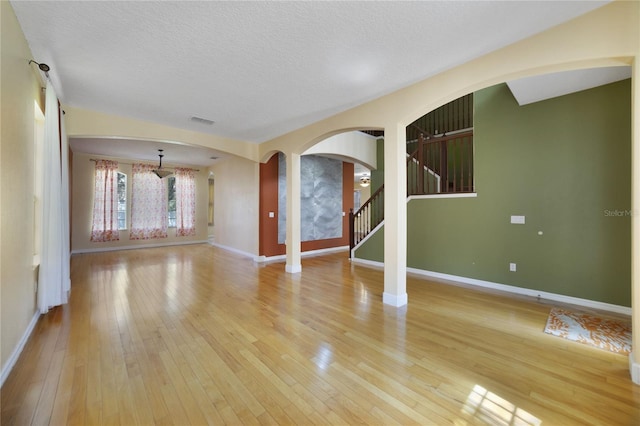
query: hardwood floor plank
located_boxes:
[66,364,87,425]
[331,361,443,424]
[158,349,209,425]
[129,375,156,426]
[2,245,639,425]
[31,349,65,426]
[47,354,76,426]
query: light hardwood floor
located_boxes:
[2,244,639,425]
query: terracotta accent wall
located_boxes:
[259,154,281,256]
[259,157,354,257]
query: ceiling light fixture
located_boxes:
[360,175,370,187]
[153,149,173,179]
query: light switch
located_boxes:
[268,211,275,218]
[510,215,525,224]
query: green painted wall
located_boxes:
[356,80,631,306]
[354,222,384,260]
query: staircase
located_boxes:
[349,94,475,256]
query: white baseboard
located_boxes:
[286,263,302,274]
[256,245,349,264]
[351,258,631,315]
[72,240,208,254]
[1,311,40,387]
[350,257,384,269]
[630,353,640,384]
[209,242,257,260]
[383,291,408,307]
[304,245,349,256]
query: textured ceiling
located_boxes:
[12,0,610,151]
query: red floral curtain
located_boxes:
[175,167,196,236]
[90,160,120,242]
[130,164,168,239]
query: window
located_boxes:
[117,172,127,230]
[130,163,168,240]
[123,164,195,239]
[167,176,176,228]
[90,160,120,242]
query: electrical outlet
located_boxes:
[509,263,517,272]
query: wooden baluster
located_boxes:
[425,141,430,194]
[364,204,368,242]
[459,138,464,192]
[464,137,469,191]
[361,210,364,244]
[468,136,473,192]
[445,139,456,192]
[440,138,448,193]
[349,209,354,255]
[417,134,424,195]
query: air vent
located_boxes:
[190,116,215,125]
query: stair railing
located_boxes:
[349,184,384,255]
[408,130,474,194]
[350,129,473,255]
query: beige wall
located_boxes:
[210,156,260,256]
[64,106,259,162]
[0,1,43,373]
[71,152,209,252]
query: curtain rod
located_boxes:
[89,158,200,172]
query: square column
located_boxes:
[285,152,302,273]
[383,122,408,306]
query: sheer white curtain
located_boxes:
[90,160,120,242]
[130,164,168,239]
[60,115,71,305]
[37,82,70,313]
[175,167,196,236]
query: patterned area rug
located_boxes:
[544,308,632,354]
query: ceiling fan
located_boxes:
[153,149,173,179]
